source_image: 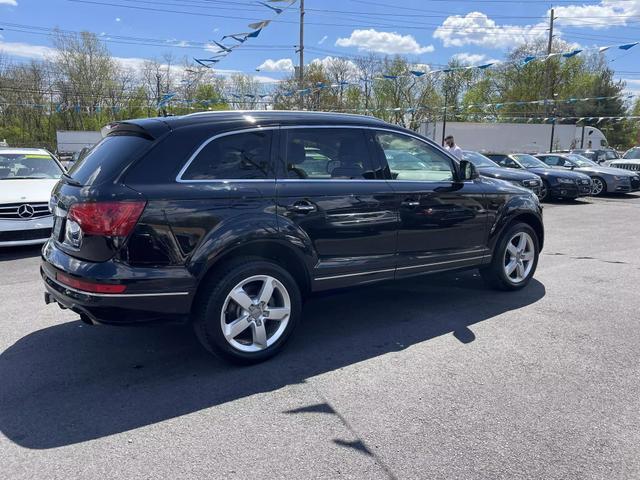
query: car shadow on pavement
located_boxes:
[0,270,545,449]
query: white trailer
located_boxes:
[419,121,608,153]
[55,130,102,155]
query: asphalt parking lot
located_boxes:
[1,194,639,480]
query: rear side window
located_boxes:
[180,130,274,180]
[283,128,376,180]
[68,135,151,186]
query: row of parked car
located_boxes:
[460,150,640,201]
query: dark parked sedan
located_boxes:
[536,153,640,195]
[486,153,592,201]
[462,151,542,196]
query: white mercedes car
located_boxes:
[0,148,64,247]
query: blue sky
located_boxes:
[1,0,640,94]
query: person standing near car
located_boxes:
[444,135,463,159]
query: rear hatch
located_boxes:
[51,120,168,262]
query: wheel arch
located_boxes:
[503,212,544,251]
[191,239,312,312]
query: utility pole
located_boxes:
[546,8,556,152]
[156,73,162,117]
[441,75,449,146]
[298,0,305,110]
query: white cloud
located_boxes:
[0,39,277,84]
[257,58,294,72]
[433,12,548,49]
[0,0,18,5]
[115,17,121,22]
[0,40,56,59]
[452,53,488,64]
[336,29,435,55]
[318,35,328,45]
[310,56,359,77]
[553,1,640,29]
[451,52,501,65]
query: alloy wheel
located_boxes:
[538,183,548,201]
[220,275,291,352]
[592,178,605,196]
[503,231,535,283]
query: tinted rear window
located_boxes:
[68,135,151,185]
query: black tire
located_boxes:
[480,222,540,291]
[538,179,550,202]
[591,176,607,196]
[193,257,302,364]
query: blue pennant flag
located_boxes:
[410,70,426,77]
[222,33,249,43]
[562,49,582,58]
[477,63,494,69]
[259,1,283,14]
[383,75,398,79]
[211,40,235,53]
[194,58,222,68]
[619,42,639,50]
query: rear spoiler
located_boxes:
[100,118,172,141]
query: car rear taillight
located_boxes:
[68,201,146,237]
[56,272,127,294]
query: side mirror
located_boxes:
[459,159,479,181]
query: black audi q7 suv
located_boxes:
[42,111,544,363]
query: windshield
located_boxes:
[461,151,499,168]
[0,152,62,180]
[567,154,597,167]
[623,148,640,159]
[512,154,548,168]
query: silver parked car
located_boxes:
[536,153,640,195]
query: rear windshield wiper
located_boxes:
[61,173,82,186]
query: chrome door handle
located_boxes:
[288,200,316,213]
[401,200,420,208]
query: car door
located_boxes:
[370,129,489,278]
[276,126,398,291]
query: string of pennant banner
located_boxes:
[273,41,640,99]
[188,0,297,73]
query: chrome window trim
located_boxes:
[175,126,278,183]
[175,124,458,184]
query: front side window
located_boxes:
[374,132,454,181]
[540,155,563,167]
[0,152,62,180]
[283,128,375,180]
[181,130,274,180]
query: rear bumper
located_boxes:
[41,240,195,324]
